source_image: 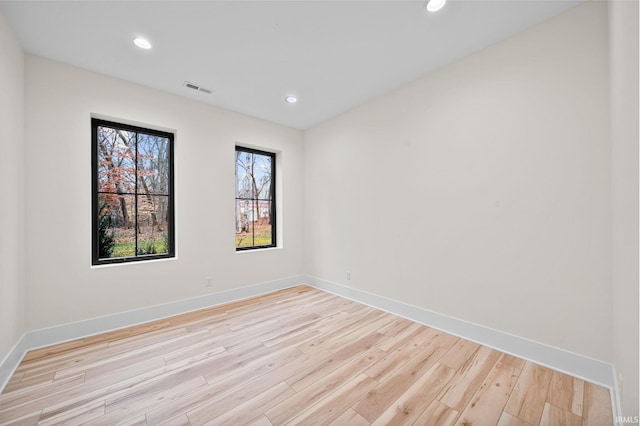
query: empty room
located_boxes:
[0,0,637,425]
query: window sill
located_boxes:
[236,246,281,254]
[90,256,177,268]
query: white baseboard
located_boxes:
[25,275,306,351]
[0,334,27,393]
[0,275,304,392]
[305,276,617,391]
[0,273,618,420]
[611,364,623,425]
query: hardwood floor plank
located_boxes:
[295,307,380,354]
[265,347,385,424]
[376,322,428,352]
[32,351,216,425]
[370,362,457,425]
[328,408,370,426]
[378,317,415,337]
[546,371,584,417]
[85,376,208,425]
[0,286,613,426]
[0,410,41,426]
[341,299,373,314]
[413,399,460,426]
[454,353,522,426]
[582,381,613,426]
[1,371,56,393]
[246,415,274,426]
[17,354,92,384]
[2,373,23,388]
[48,327,189,381]
[261,325,321,348]
[504,362,553,425]
[322,313,393,353]
[120,415,149,426]
[202,382,295,426]
[19,319,171,364]
[438,345,502,412]
[144,376,236,425]
[539,402,581,426]
[353,344,447,422]
[308,311,350,334]
[203,345,303,386]
[0,372,84,410]
[38,399,105,426]
[146,348,330,425]
[183,348,312,424]
[285,373,378,425]
[219,313,322,352]
[286,332,385,392]
[105,376,207,415]
[497,412,534,426]
[162,338,226,365]
[439,339,481,371]
[363,337,429,383]
[0,375,89,424]
[0,395,47,425]
[499,353,526,371]
[430,330,462,350]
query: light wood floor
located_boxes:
[0,286,613,426]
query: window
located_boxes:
[235,146,276,250]
[92,118,175,265]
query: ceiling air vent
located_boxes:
[183,81,213,94]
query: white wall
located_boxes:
[0,9,25,366]
[304,2,613,362]
[609,0,639,417]
[24,56,304,330]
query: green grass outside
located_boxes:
[236,228,273,248]
[112,238,168,258]
[108,227,271,256]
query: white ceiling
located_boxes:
[1,0,580,130]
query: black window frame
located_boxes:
[91,118,175,265]
[235,146,277,251]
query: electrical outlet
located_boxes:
[205,277,213,288]
[346,271,351,281]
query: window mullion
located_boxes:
[134,131,139,257]
[251,153,256,247]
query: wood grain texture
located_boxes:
[0,286,613,425]
[582,381,613,426]
[455,354,522,425]
[504,362,553,425]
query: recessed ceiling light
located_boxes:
[426,0,446,13]
[285,96,298,103]
[133,37,152,50]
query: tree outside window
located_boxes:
[235,147,276,250]
[92,119,175,264]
